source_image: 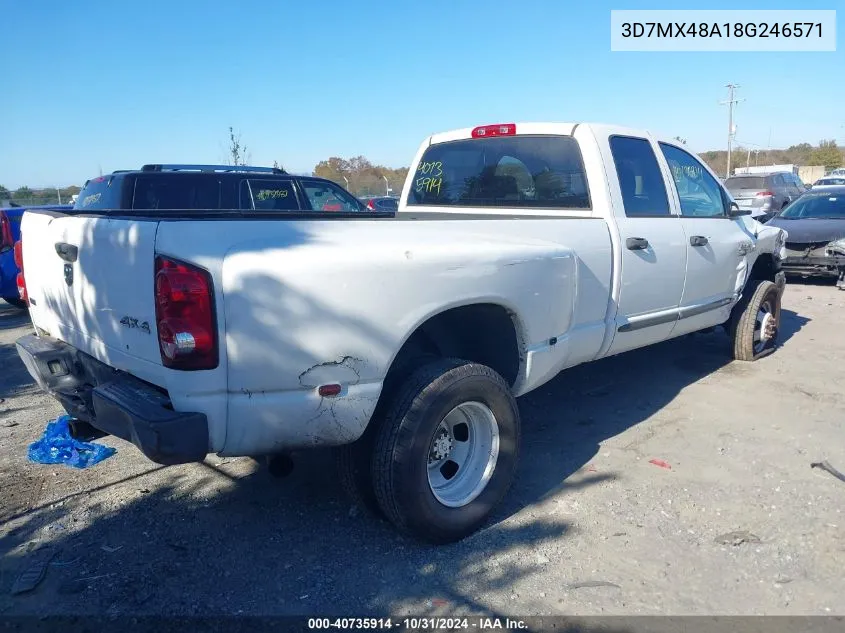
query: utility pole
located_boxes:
[720,84,744,178]
[746,148,751,171]
[383,175,390,197]
[342,175,350,191]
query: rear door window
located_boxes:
[240,179,300,211]
[74,176,123,210]
[132,176,222,210]
[300,181,365,212]
[608,136,671,217]
[405,135,590,209]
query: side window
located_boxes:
[241,179,299,211]
[659,143,726,218]
[773,174,785,186]
[133,176,222,210]
[301,181,364,212]
[609,136,671,217]
[375,198,398,211]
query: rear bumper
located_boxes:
[15,333,208,465]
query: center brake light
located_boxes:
[471,123,516,138]
[756,191,774,197]
[154,255,218,370]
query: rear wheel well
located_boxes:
[382,304,521,395]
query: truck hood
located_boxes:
[767,217,845,243]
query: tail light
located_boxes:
[756,191,774,197]
[366,199,376,211]
[471,123,516,138]
[154,255,217,370]
[14,240,27,304]
[0,212,13,252]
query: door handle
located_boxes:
[689,235,709,247]
[55,242,78,263]
[626,237,649,251]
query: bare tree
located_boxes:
[227,127,251,166]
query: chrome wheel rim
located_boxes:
[753,297,778,353]
[426,401,500,508]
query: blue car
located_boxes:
[1,204,73,308]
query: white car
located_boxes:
[811,176,845,189]
[14,122,787,543]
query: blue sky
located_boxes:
[1,0,842,188]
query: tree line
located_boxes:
[313,156,409,197]
[700,140,843,177]
[0,184,81,206]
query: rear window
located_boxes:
[74,176,123,210]
[406,135,590,209]
[132,175,222,210]
[241,179,299,211]
[725,176,767,190]
[817,178,845,186]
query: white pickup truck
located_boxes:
[14,122,787,544]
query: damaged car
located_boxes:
[768,185,845,288]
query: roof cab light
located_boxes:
[154,255,218,370]
[471,123,516,138]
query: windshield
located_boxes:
[725,176,767,190]
[406,135,590,209]
[780,193,845,219]
[815,178,845,186]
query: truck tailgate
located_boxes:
[21,212,162,368]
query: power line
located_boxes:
[720,84,745,178]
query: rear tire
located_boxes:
[2,297,27,310]
[730,280,781,361]
[371,358,520,544]
[335,431,382,517]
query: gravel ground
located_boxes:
[1,281,844,618]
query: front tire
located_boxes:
[2,297,27,310]
[731,280,781,361]
[371,358,520,544]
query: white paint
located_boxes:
[19,122,786,458]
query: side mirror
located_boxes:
[728,202,752,217]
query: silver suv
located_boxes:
[724,172,805,222]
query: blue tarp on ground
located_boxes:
[27,415,116,469]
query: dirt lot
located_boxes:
[1,281,844,618]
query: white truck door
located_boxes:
[657,142,750,336]
[602,134,687,356]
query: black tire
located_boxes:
[334,351,438,518]
[334,431,382,518]
[730,280,781,361]
[371,358,520,544]
[2,297,27,310]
